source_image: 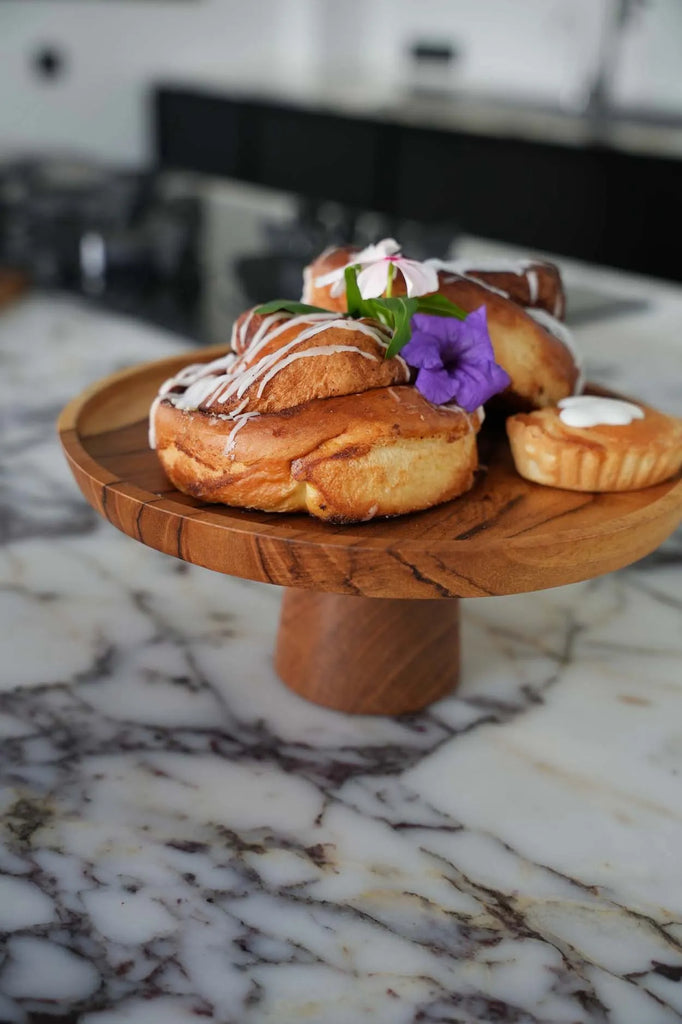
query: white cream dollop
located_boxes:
[558,395,645,428]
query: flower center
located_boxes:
[441,352,460,373]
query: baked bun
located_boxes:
[303,247,565,319]
[506,396,682,492]
[427,258,566,320]
[303,246,356,312]
[302,245,579,410]
[432,275,581,411]
[151,311,483,522]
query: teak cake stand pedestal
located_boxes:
[59,348,682,715]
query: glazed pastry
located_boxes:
[426,257,566,320]
[303,245,358,312]
[506,395,682,492]
[303,246,566,319]
[431,274,581,410]
[303,244,579,410]
[151,311,483,522]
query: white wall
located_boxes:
[612,0,682,109]
[313,0,682,113]
[0,0,680,168]
[0,0,314,165]
[314,0,606,107]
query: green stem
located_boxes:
[386,262,395,298]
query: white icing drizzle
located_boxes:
[558,396,644,429]
[427,261,510,299]
[148,355,236,447]
[248,311,294,352]
[221,318,395,407]
[301,265,312,303]
[428,258,552,311]
[232,307,257,352]
[439,401,485,428]
[244,312,338,367]
[149,311,405,451]
[428,256,540,274]
[527,307,584,395]
[527,269,539,305]
[256,344,379,397]
[223,411,261,455]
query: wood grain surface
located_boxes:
[276,591,460,713]
[58,345,682,601]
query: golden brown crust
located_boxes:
[506,404,682,491]
[154,386,482,522]
[459,264,565,319]
[434,276,579,410]
[198,315,408,416]
[303,246,356,312]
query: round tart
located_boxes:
[506,396,682,492]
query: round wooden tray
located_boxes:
[59,347,682,714]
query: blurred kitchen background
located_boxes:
[0,0,680,343]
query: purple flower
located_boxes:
[401,307,511,411]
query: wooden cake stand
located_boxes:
[59,348,682,715]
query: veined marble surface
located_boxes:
[1,274,682,1024]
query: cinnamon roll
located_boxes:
[151,311,483,523]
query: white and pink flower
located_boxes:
[315,238,438,300]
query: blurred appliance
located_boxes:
[190,176,458,346]
[0,157,201,329]
[233,199,456,307]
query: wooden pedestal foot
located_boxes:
[275,590,460,715]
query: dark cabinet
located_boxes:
[155,86,681,282]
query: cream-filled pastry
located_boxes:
[506,396,682,491]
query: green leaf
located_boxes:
[416,293,468,320]
[253,299,332,316]
[344,265,364,317]
[383,297,419,359]
[362,298,392,328]
[378,296,420,317]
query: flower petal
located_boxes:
[411,312,458,342]
[405,310,510,410]
[455,307,497,364]
[315,266,346,289]
[356,238,401,263]
[414,366,460,405]
[400,332,444,370]
[397,259,439,298]
[314,238,402,292]
[357,262,392,299]
[329,276,347,297]
[450,359,511,412]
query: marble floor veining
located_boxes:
[1,287,682,1023]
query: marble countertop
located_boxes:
[2,259,682,1023]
